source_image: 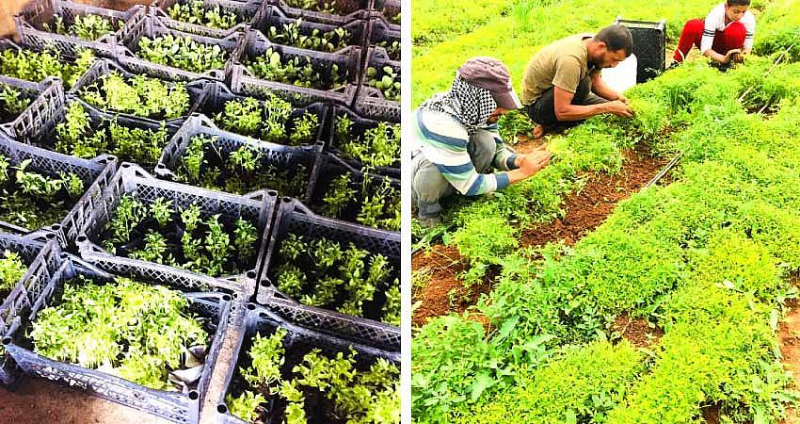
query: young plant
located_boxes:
[0,250,27,293]
[0,48,95,89]
[150,197,174,228]
[234,218,259,259]
[267,19,351,52]
[340,120,401,169]
[377,40,401,61]
[322,174,357,217]
[168,0,241,29]
[226,391,265,422]
[81,72,190,120]
[47,14,114,40]
[138,35,227,73]
[0,85,32,118]
[246,48,346,89]
[284,0,338,14]
[366,66,400,101]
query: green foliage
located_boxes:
[321,173,400,232]
[0,47,95,89]
[81,72,190,119]
[0,84,32,117]
[30,276,205,390]
[284,0,338,14]
[451,216,517,285]
[168,0,241,29]
[377,40,401,61]
[54,102,169,167]
[226,391,265,422]
[497,109,534,145]
[213,95,320,145]
[138,35,227,73]
[366,66,400,101]
[246,48,346,89]
[339,117,401,168]
[267,19,351,52]
[0,250,27,293]
[47,15,114,41]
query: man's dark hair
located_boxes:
[727,0,751,6]
[594,25,634,56]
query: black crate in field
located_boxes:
[152,0,262,39]
[0,132,117,243]
[76,163,277,296]
[0,232,61,386]
[257,197,400,326]
[155,113,324,199]
[615,17,666,83]
[2,253,237,424]
[14,0,140,59]
[214,303,399,424]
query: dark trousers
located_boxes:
[525,74,608,126]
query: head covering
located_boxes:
[420,77,501,136]
[458,57,522,110]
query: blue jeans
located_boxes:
[412,129,496,219]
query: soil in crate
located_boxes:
[270,232,400,325]
[0,155,84,231]
[225,326,399,424]
[0,84,34,124]
[13,274,215,391]
[174,135,311,197]
[311,169,400,232]
[99,195,260,278]
[78,71,192,121]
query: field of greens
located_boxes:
[412,0,800,422]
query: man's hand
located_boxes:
[724,49,742,63]
[520,150,551,176]
[617,94,629,104]
[605,100,634,118]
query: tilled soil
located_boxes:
[412,145,669,327]
[610,314,663,348]
[780,296,800,424]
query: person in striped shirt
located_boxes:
[673,0,756,65]
[411,57,552,227]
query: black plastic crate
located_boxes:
[366,14,400,61]
[0,73,65,141]
[187,80,329,146]
[14,0,141,60]
[227,29,361,106]
[152,0,262,39]
[115,10,240,82]
[69,58,210,128]
[267,0,369,26]
[0,75,50,127]
[155,113,324,199]
[214,302,399,424]
[614,17,666,83]
[76,163,278,296]
[9,96,180,172]
[252,4,369,53]
[327,104,399,177]
[0,131,117,244]
[2,253,238,424]
[306,153,400,231]
[353,47,399,121]
[370,0,399,29]
[257,197,400,326]
[0,232,61,386]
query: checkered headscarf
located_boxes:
[420,72,497,135]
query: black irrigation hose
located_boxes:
[644,151,684,189]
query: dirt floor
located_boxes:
[412,140,670,327]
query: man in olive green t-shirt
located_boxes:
[522,25,635,138]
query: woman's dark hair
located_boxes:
[727,0,751,6]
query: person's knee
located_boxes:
[724,21,747,44]
[468,130,496,172]
[413,157,450,205]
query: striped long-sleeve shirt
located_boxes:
[411,108,518,196]
[701,3,756,54]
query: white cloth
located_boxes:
[700,3,756,54]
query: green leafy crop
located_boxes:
[267,19,351,52]
[0,250,27,294]
[46,15,114,41]
[81,72,190,120]
[366,66,400,101]
[338,117,401,169]
[168,0,242,30]
[138,35,227,73]
[0,48,95,89]
[246,48,347,89]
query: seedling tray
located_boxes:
[257,197,400,326]
[251,4,368,52]
[2,254,237,424]
[214,302,399,424]
[327,104,400,177]
[13,0,135,60]
[115,11,240,82]
[227,29,360,107]
[0,131,117,244]
[365,14,400,61]
[354,47,399,121]
[69,58,210,128]
[152,0,262,39]
[76,163,277,296]
[306,153,400,230]
[155,113,324,199]
[188,81,329,147]
[0,75,50,127]
[0,232,61,386]
[265,0,369,26]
